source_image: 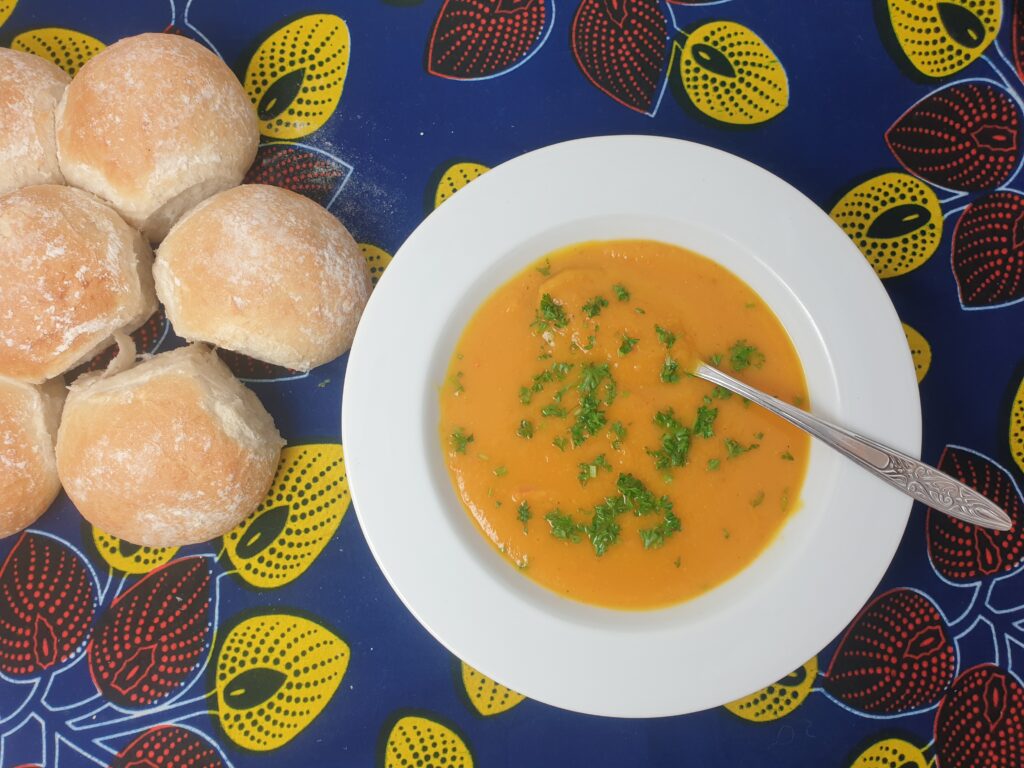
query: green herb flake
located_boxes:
[660,356,680,384]
[552,436,568,452]
[493,466,508,477]
[450,371,465,395]
[634,307,646,315]
[723,528,731,540]
[613,283,630,302]
[707,458,720,471]
[536,258,552,276]
[724,438,759,459]
[581,334,597,351]
[518,386,532,405]
[610,421,627,450]
[577,454,612,486]
[750,490,765,507]
[744,302,757,309]
[794,395,806,407]
[546,510,581,543]
[711,385,732,400]
[517,500,532,530]
[781,488,791,512]
[450,428,474,454]
[654,325,676,349]
[541,404,567,418]
[780,450,794,461]
[674,557,681,568]
[648,409,691,471]
[617,473,673,517]
[693,405,718,439]
[709,353,723,367]
[582,295,609,318]
[754,432,764,440]
[728,340,766,372]
[537,352,553,360]
[618,334,639,356]
[531,293,570,333]
[639,510,682,550]
[516,420,534,439]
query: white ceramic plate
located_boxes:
[342,135,921,718]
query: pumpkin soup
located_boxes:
[439,240,809,609]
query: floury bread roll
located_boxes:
[0,48,70,194]
[0,377,65,538]
[0,185,157,383]
[55,33,259,242]
[56,344,284,547]
[155,184,372,370]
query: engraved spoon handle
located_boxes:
[694,363,1012,531]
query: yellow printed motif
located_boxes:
[0,0,16,30]
[91,526,178,574]
[849,737,928,768]
[887,0,1001,78]
[829,173,942,279]
[223,443,350,589]
[216,613,349,751]
[1011,376,1024,475]
[724,656,817,722]
[461,661,525,716]
[244,14,350,139]
[435,162,489,208]
[902,323,932,383]
[678,22,788,126]
[11,27,105,77]
[384,716,473,768]
[360,243,393,287]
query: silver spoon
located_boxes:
[694,362,1013,531]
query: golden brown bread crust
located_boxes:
[0,185,157,383]
[0,377,65,538]
[155,184,372,370]
[55,33,259,242]
[0,48,70,195]
[56,344,284,547]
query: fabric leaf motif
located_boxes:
[434,161,490,208]
[244,14,350,139]
[902,323,932,383]
[216,613,349,751]
[427,0,551,80]
[849,737,928,768]
[383,715,474,768]
[951,192,1024,308]
[1014,0,1024,82]
[886,81,1022,192]
[886,0,1001,78]
[88,557,212,708]
[91,526,178,575]
[724,656,817,722]
[461,661,525,715]
[677,22,788,125]
[0,533,96,678]
[0,0,16,29]
[829,172,942,279]
[1011,375,1024,475]
[108,726,226,768]
[934,665,1024,768]
[927,446,1024,581]
[224,443,350,589]
[360,244,393,286]
[10,27,105,77]
[823,588,956,714]
[571,0,669,115]
[243,143,352,209]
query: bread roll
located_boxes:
[0,48,70,195]
[155,184,372,370]
[0,377,65,538]
[0,185,157,383]
[56,344,284,547]
[55,33,259,242]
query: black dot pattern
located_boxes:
[434,162,488,208]
[92,523,178,575]
[725,658,817,722]
[384,715,473,768]
[462,661,524,715]
[10,27,105,77]
[848,737,927,768]
[887,0,1000,78]
[359,243,394,286]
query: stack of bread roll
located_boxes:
[0,34,372,546]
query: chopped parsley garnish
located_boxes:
[537,351,552,360]
[724,437,759,458]
[493,466,508,477]
[728,340,765,372]
[648,409,691,471]
[781,450,794,461]
[707,458,720,471]
[634,307,646,315]
[531,293,569,333]
[517,501,532,530]
[613,283,630,301]
[450,428,474,454]
[660,356,680,383]
[709,353,723,367]
[536,258,552,276]
[674,557,682,568]
[541,404,567,418]
[450,371,465,395]
[552,436,568,451]
[711,386,732,400]
[581,334,597,351]
[518,386,532,405]
[745,302,757,309]
[582,295,609,318]
[794,395,805,407]
[580,500,623,556]
[517,420,533,439]
[545,510,581,542]
[617,473,672,517]
[577,454,612,486]
[521,361,574,404]
[693,405,718,439]
[723,528,731,540]
[654,325,676,348]
[610,421,627,450]
[619,334,639,356]
[781,488,790,512]
[639,510,682,550]
[751,490,765,507]
[570,363,615,446]
[754,432,764,440]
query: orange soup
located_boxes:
[439,240,809,609]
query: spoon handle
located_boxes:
[694,363,1012,531]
